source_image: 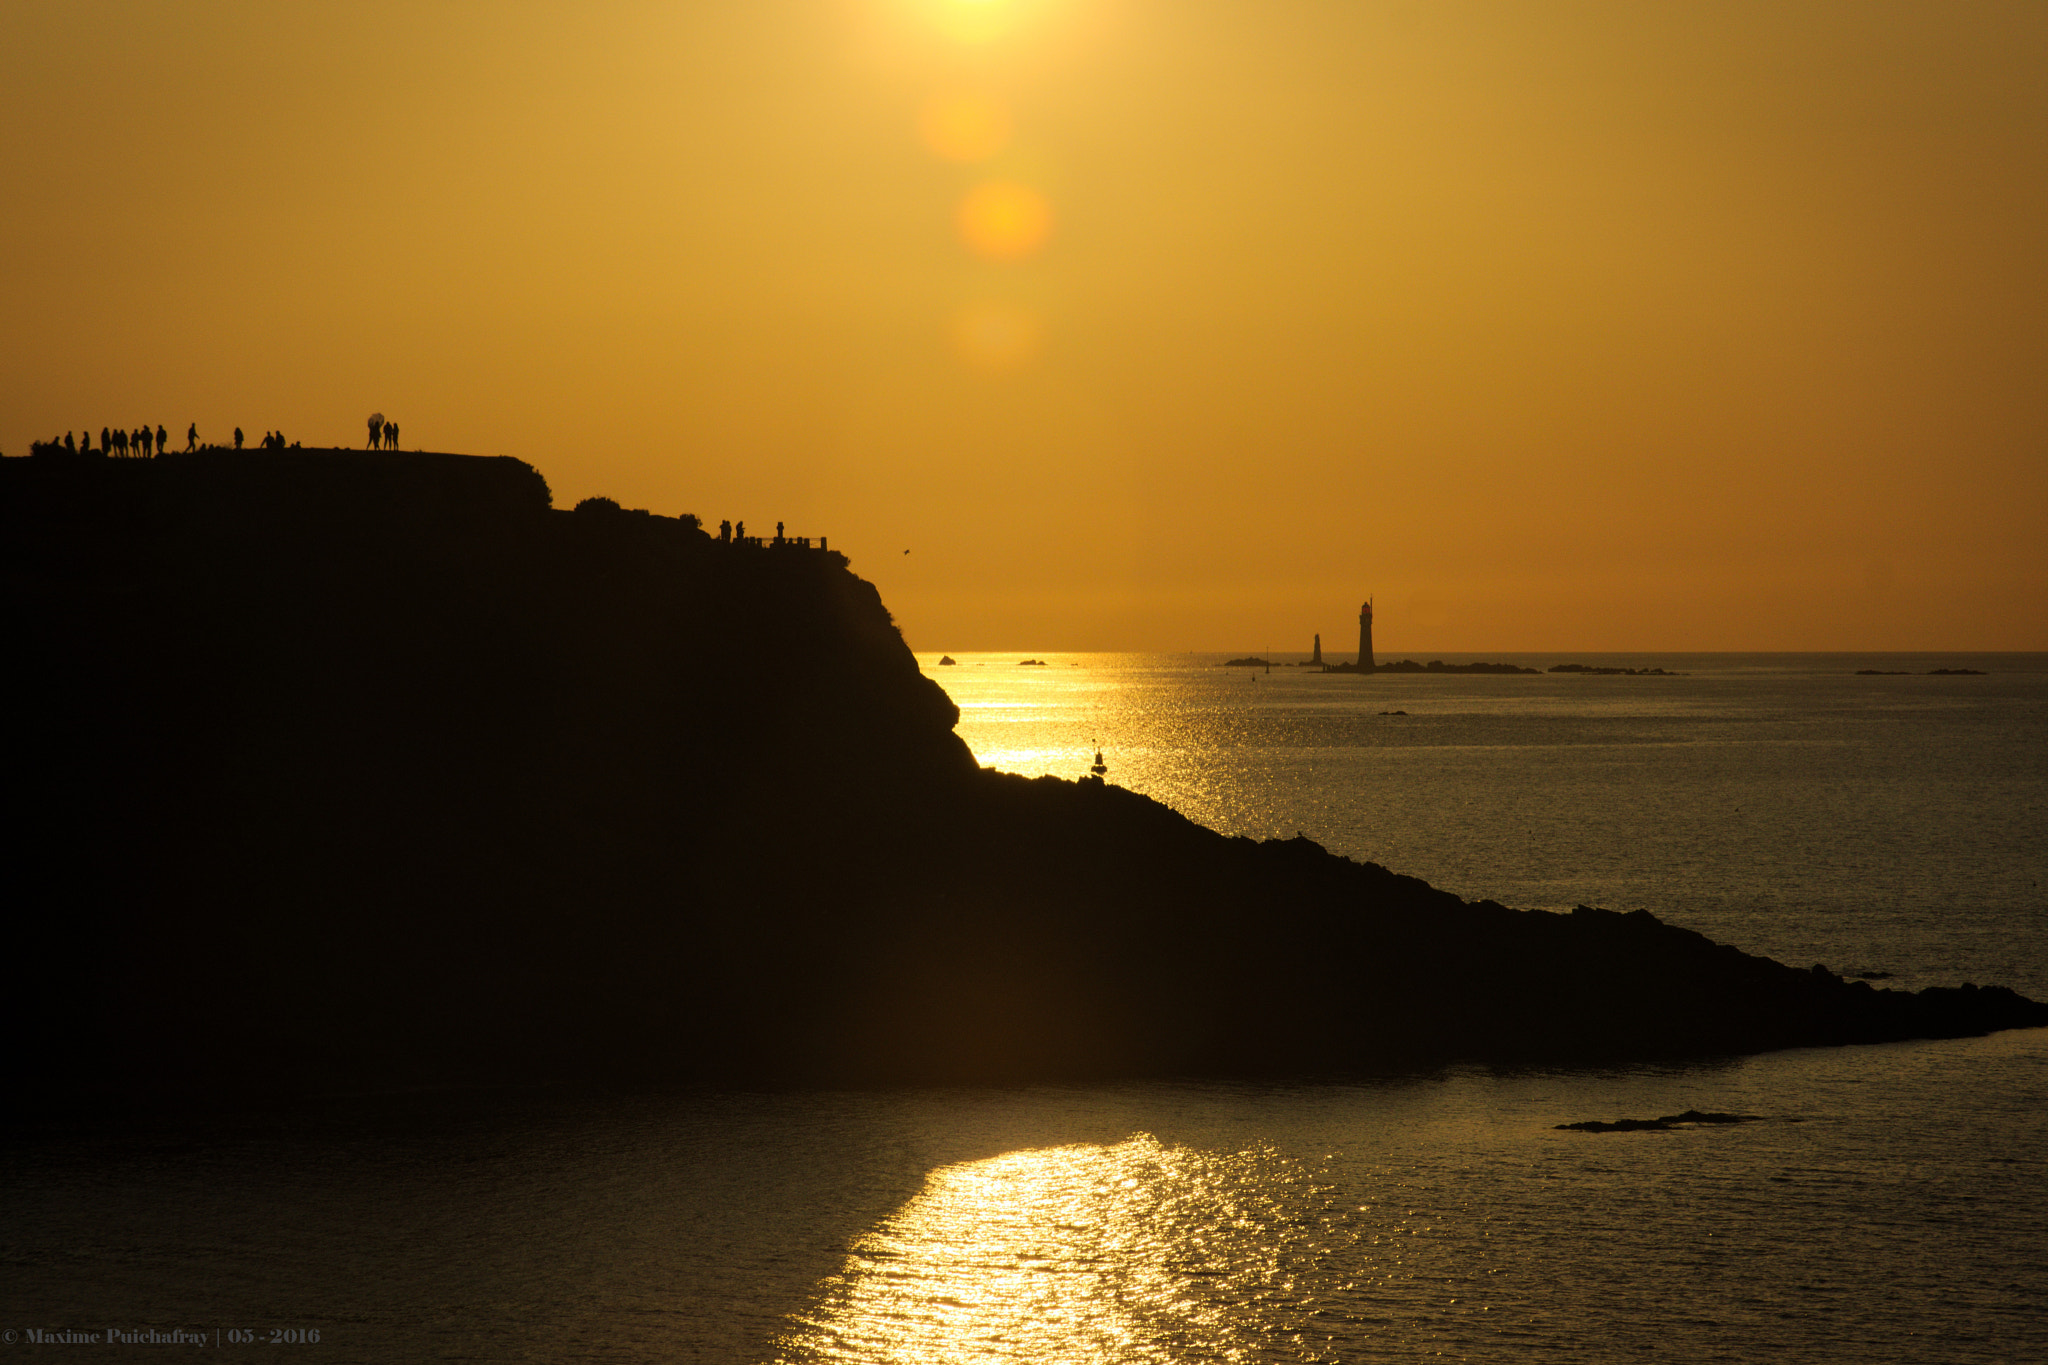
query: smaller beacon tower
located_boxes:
[1358,598,1374,671]
[1310,633,1323,666]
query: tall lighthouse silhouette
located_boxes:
[1357,597,1374,670]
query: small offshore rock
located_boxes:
[1556,1110,1760,1133]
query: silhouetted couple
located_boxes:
[259,430,289,450]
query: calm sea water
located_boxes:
[5,653,2044,1362]
[934,652,2048,999]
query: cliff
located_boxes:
[3,452,2040,1105]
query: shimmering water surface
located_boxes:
[6,654,2045,1362]
[932,652,2048,998]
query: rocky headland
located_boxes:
[4,450,2042,1108]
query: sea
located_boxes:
[4,652,2044,1363]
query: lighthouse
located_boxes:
[1357,598,1374,670]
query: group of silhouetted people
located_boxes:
[39,424,169,458]
[713,519,825,551]
[24,417,389,460]
[25,421,311,460]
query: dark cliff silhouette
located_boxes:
[3,450,2041,1108]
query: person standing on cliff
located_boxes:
[155,424,166,456]
[185,422,197,452]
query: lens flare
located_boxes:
[957,181,1052,261]
[920,93,1013,163]
[952,303,1041,371]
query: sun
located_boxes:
[933,0,1020,45]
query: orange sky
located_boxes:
[5,0,2043,650]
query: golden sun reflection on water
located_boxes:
[774,1136,1314,1364]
